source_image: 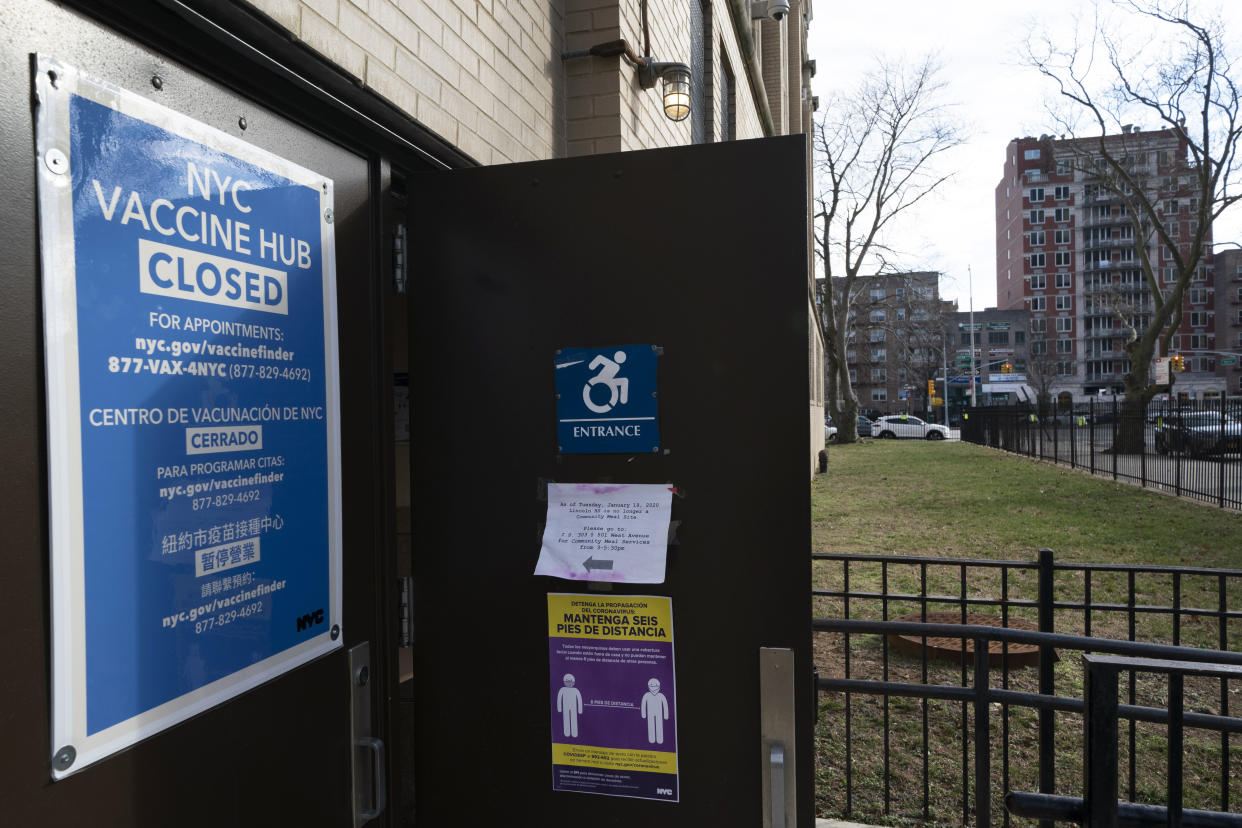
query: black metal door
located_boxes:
[409,136,814,825]
[1,2,386,824]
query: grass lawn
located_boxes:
[813,439,1242,564]
[811,440,1242,827]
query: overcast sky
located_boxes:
[805,0,1242,311]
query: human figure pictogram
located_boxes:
[641,677,669,744]
[582,350,629,414]
[557,673,583,738]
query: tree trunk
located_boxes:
[830,343,860,443]
[1114,339,1157,454]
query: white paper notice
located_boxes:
[535,483,673,583]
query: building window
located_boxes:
[1054,251,1072,268]
[870,288,886,301]
[1056,317,1073,332]
[690,0,712,144]
[1054,229,1071,244]
[871,368,887,382]
[1055,295,1073,310]
[1030,274,1046,290]
[849,369,857,383]
[720,50,736,142]
[1024,148,1041,160]
[869,328,885,343]
[1030,231,1046,246]
[869,310,886,322]
[1031,296,1047,311]
[1030,253,1046,268]
[1055,271,1073,288]
[1055,207,1072,222]
[1015,330,1026,344]
[988,331,1009,345]
[1195,266,1208,282]
[1189,288,1208,304]
[1031,318,1047,333]
[1096,205,1111,219]
[871,348,887,361]
[1055,185,1070,200]
[1056,361,1074,376]
[960,332,972,345]
[1118,248,1134,263]
[1166,199,1180,213]
[1030,209,1045,224]
[872,389,887,402]
[1057,159,1071,175]
[1190,311,1208,327]
[1056,339,1074,354]
[1029,188,1045,203]
[1030,340,1047,354]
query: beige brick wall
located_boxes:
[711,3,764,141]
[243,0,567,164]
[245,0,779,165]
[761,17,786,134]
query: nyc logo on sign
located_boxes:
[555,345,659,454]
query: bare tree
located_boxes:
[1025,335,1064,410]
[1027,0,1242,451]
[815,56,964,443]
[892,292,954,417]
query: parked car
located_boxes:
[1153,412,1242,457]
[872,414,950,440]
[826,415,872,442]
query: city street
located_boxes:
[992,424,1242,508]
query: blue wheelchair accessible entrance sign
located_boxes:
[555,345,660,454]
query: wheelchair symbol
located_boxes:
[583,351,630,414]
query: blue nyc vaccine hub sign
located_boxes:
[36,58,341,776]
[555,345,659,454]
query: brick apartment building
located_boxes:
[946,307,1032,410]
[831,271,951,414]
[1215,248,1242,396]
[995,129,1224,402]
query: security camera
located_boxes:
[751,0,790,21]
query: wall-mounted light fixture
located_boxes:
[638,60,691,122]
[561,39,692,123]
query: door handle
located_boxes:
[770,741,786,828]
[357,736,386,821]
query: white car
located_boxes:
[825,423,838,443]
[872,414,949,440]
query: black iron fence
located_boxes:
[811,550,1242,827]
[959,397,1242,510]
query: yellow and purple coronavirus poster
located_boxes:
[548,593,678,802]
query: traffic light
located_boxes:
[1171,354,1186,372]
[1001,362,1012,374]
[927,379,936,396]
